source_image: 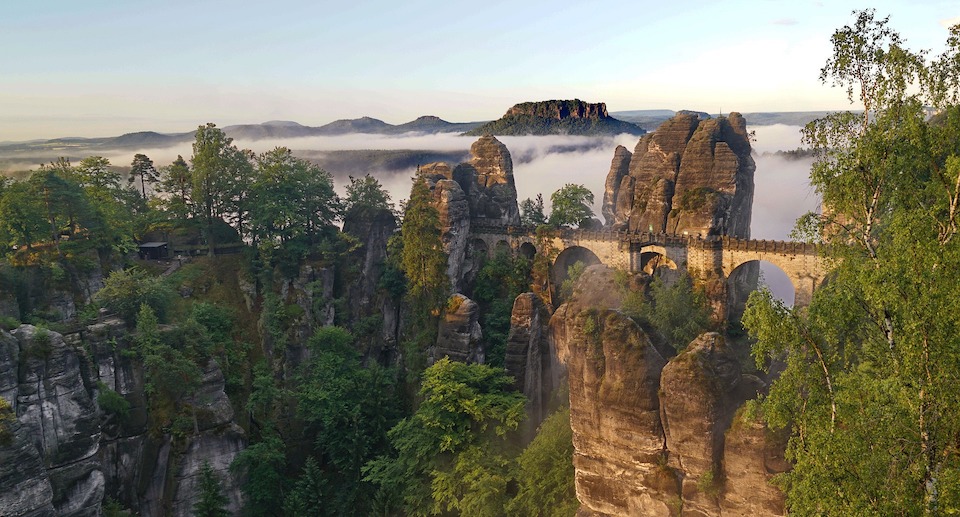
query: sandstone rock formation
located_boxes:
[601,145,632,227]
[431,294,483,364]
[452,136,521,228]
[420,136,521,291]
[0,320,247,517]
[542,266,785,516]
[603,112,755,238]
[504,293,556,430]
[464,99,645,136]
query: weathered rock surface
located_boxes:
[464,99,645,136]
[601,145,633,227]
[549,266,672,516]
[420,136,520,291]
[605,112,755,238]
[452,135,521,227]
[0,320,247,517]
[431,294,483,364]
[0,326,104,517]
[540,266,785,517]
[504,293,555,429]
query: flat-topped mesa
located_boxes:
[505,99,610,120]
[465,100,645,136]
[604,112,755,239]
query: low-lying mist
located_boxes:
[4,124,815,305]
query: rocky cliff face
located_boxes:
[505,99,610,120]
[542,266,784,516]
[0,321,246,517]
[465,100,645,136]
[420,136,521,292]
[430,294,483,364]
[603,112,755,238]
[504,293,557,431]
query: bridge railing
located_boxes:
[469,222,819,255]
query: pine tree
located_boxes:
[194,462,229,517]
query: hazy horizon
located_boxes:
[3,2,957,141]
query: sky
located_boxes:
[2,0,958,141]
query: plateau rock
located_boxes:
[464,99,645,136]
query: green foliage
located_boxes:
[128,153,159,200]
[743,12,960,515]
[558,260,586,303]
[507,408,577,517]
[194,462,230,517]
[472,249,531,367]
[157,155,192,224]
[548,184,594,229]
[96,382,130,420]
[400,178,448,302]
[95,268,174,326]
[364,358,526,516]
[294,326,400,514]
[102,498,131,517]
[519,194,547,227]
[232,428,288,517]
[0,396,14,446]
[282,457,327,516]
[250,147,340,254]
[343,173,393,218]
[621,271,711,351]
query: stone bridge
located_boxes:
[469,224,829,310]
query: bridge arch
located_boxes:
[639,251,678,275]
[726,260,796,325]
[519,242,537,260]
[552,246,602,293]
[469,238,489,260]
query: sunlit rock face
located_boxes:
[605,112,755,238]
[541,267,785,517]
[452,135,521,228]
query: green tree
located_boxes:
[548,184,594,228]
[95,268,174,325]
[191,123,242,255]
[472,249,532,367]
[344,173,393,219]
[622,271,711,351]
[129,153,159,200]
[0,180,46,251]
[231,427,288,517]
[158,155,192,225]
[250,147,339,251]
[519,194,547,227]
[400,178,448,301]
[283,457,326,516]
[364,358,525,516]
[294,326,399,514]
[744,11,960,515]
[193,462,229,517]
[507,408,577,517]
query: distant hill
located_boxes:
[465,100,645,136]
